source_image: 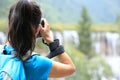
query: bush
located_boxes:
[0,19,8,33]
[65,44,113,80]
[65,45,90,80]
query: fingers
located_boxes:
[41,18,49,29]
[39,18,50,37]
[41,18,50,31]
[38,18,53,43]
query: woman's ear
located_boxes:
[34,24,41,37]
[33,26,38,34]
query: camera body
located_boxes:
[37,20,45,37]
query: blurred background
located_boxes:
[0,0,120,80]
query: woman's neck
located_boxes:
[6,41,11,46]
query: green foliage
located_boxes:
[0,0,16,33]
[65,44,90,80]
[0,0,120,29]
[37,0,80,24]
[78,7,93,57]
[0,0,120,32]
[0,0,16,18]
[51,23,77,31]
[0,19,8,33]
[116,15,120,33]
[87,55,113,79]
[37,0,120,23]
[91,23,119,32]
[65,44,113,80]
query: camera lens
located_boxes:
[41,20,44,27]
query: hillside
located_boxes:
[38,0,120,24]
[0,0,120,24]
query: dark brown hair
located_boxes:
[8,0,42,60]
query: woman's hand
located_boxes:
[39,18,53,44]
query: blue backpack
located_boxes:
[0,45,26,80]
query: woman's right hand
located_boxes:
[39,18,53,44]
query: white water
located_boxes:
[91,32,120,55]
[103,55,120,80]
[91,32,120,80]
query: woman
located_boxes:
[4,0,75,79]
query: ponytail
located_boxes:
[8,0,41,61]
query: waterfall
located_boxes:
[63,30,79,47]
[51,31,120,56]
[92,32,120,56]
[51,30,79,47]
[0,30,120,55]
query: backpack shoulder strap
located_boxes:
[0,45,12,80]
[0,71,12,80]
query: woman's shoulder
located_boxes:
[24,52,52,79]
[24,52,52,80]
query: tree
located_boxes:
[78,7,92,57]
